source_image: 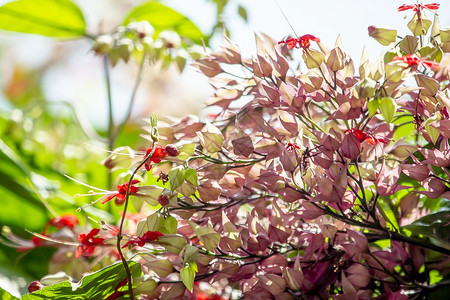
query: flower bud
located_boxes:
[128,21,154,39]
[28,280,44,293]
[158,194,170,206]
[368,26,397,46]
[116,38,134,62]
[91,35,113,55]
[165,144,179,156]
[158,31,181,49]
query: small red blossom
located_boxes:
[398,3,439,12]
[286,142,300,152]
[101,180,140,205]
[121,230,163,248]
[345,129,388,145]
[28,280,44,293]
[144,145,167,171]
[75,228,105,258]
[392,54,440,70]
[278,34,320,49]
[46,214,79,231]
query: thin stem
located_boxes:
[104,56,114,197]
[104,56,114,153]
[113,53,147,143]
[116,149,154,300]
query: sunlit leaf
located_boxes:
[123,1,204,43]
[0,0,86,38]
[23,262,141,299]
[0,287,19,300]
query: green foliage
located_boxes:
[0,0,86,38]
[403,200,450,247]
[23,262,141,299]
[0,287,19,300]
[180,261,197,292]
[123,1,204,43]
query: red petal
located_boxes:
[75,246,83,258]
[398,5,415,11]
[424,3,440,10]
[87,228,100,238]
[422,60,440,70]
[101,194,116,204]
[365,136,377,145]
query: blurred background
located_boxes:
[0,0,448,297]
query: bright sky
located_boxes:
[171,0,450,60]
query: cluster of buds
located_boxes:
[91,21,189,71]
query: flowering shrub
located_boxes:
[1,1,450,299]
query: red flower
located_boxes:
[121,230,163,248]
[46,214,79,231]
[101,180,140,205]
[278,34,320,49]
[286,142,300,152]
[75,228,105,258]
[345,128,388,145]
[144,145,167,171]
[392,54,440,70]
[398,3,439,12]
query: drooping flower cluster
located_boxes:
[6,2,450,300]
[75,228,105,258]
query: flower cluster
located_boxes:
[101,180,140,205]
[393,54,440,70]
[278,34,320,49]
[7,2,450,300]
[75,228,105,258]
[121,230,163,248]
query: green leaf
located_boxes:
[181,244,199,264]
[238,5,248,22]
[408,14,432,36]
[402,200,450,246]
[377,198,400,231]
[302,49,325,69]
[368,98,380,117]
[188,221,220,251]
[0,0,86,38]
[123,1,204,44]
[424,116,441,144]
[163,215,178,234]
[169,166,185,191]
[180,262,197,292]
[184,167,198,187]
[23,262,141,299]
[137,212,164,236]
[379,97,397,123]
[196,121,224,153]
[0,287,19,300]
